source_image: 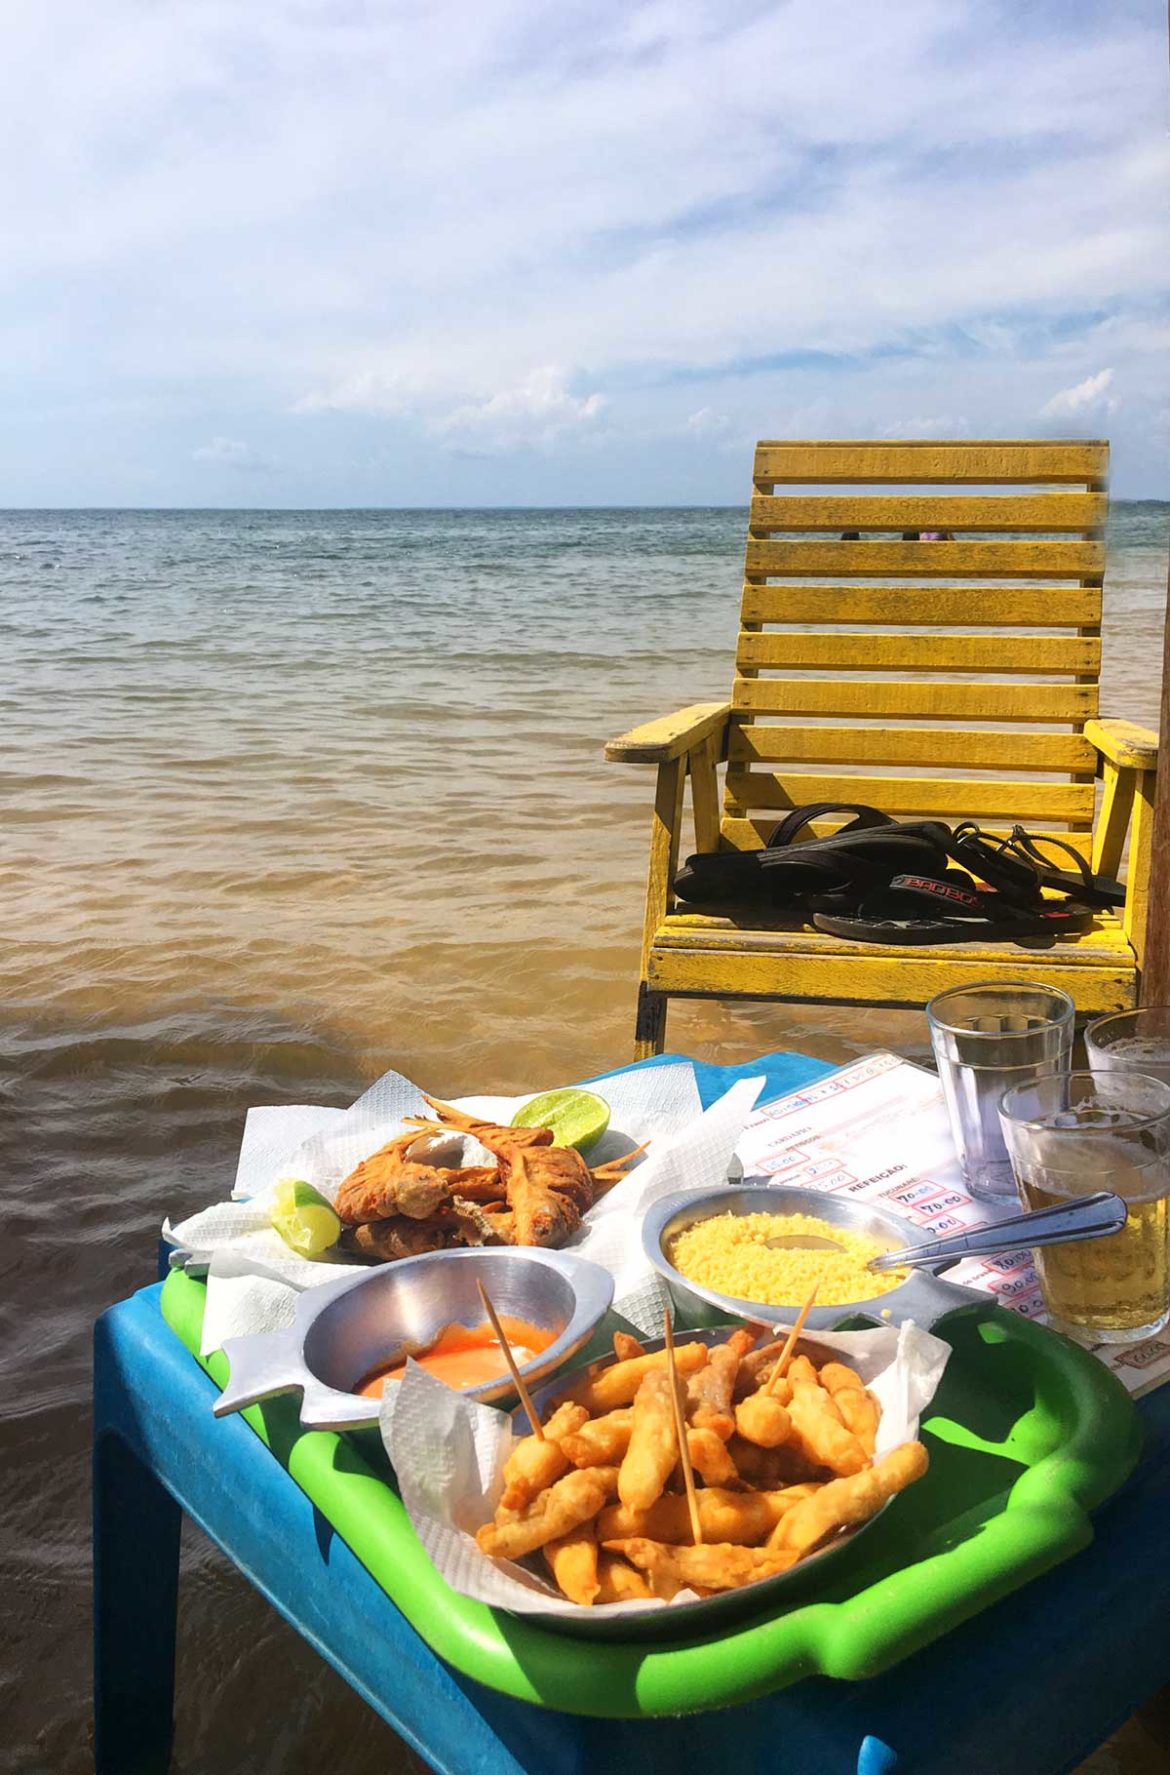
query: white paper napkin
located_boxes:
[385,1319,950,1621]
[165,1058,731,1357]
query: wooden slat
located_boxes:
[656,911,1130,957]
[736,633,1101,675]
[723,770,1096,824]
[752,441,1108,486]
[748,493,1106,533]
[729,724,1098,773]
[731,678,1099,721]
[739,584,1102,627]
[647,949,1135,1011]
[718,817,1099,854]
[744,539,1104,579]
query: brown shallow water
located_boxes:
[2,505,1167,1772]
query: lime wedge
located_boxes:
[512,1088,611,1153]
[270,1177,342,1259]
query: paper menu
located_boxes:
[736,1052,1170,1398]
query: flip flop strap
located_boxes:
[765,802,892,850]
[946,822,1042,905]
[1005,826,1093,890]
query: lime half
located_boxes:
[270,1178,342,1258]
[513,1088,611,1153]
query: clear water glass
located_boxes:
[999,1070,1170,1345]
[1086,1007,1170,1088]
[926,981,1075,1202]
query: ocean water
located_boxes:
[3,504,1167,1771]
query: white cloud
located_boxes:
[881,416,971,440]
[1040,368,1118,418]
[430,368,606,448]
[192,437,271,470]
[0,0,1167,496]
[686,407,732,438]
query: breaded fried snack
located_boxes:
[543,1524,600,1606]
[476,1469,609,1560]
[618,1369,680,1512]
[768,1442,928,1556]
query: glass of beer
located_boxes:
[926,981,1074,1201]
[999,1070,1170,1344]
[1086,1007,1170,1087]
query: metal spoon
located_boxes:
[763,1191,1128,1267]
[867,1191,1127,1272]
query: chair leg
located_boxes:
[93,1427,182,1775]
[634,981,668,1058]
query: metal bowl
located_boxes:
[643,1184,984,1332]
[213,1246,614,1431]
[513,1326,902,1641]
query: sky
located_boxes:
[3,0,1168,505]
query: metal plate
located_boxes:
[214,1246,614,1430]
[642,1184,984,1332]
[508,1326,897,1642]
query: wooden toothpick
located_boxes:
[663,1310,702,1546]
[765,1280,820,1396]
[477,1280,544,1439]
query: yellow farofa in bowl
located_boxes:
[666,1211,908,1307]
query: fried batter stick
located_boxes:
[560,1408,634,1468]
[559,1343,708,1414]
[819,1361,881,1456]
[787,1376,869,1477]
[618,1369,680,1512]
[543,1524,600,1606]
[603,1537,801,1599]
[499,1401,589,1513]
[768,1442,928,1555]
[595,1552,653,1603]
[476,1469,609,1559]
[733,1393,792,1449]
[598,1483,820,1547]
[687,1336,750,1440]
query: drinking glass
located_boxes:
[1086,1007,1170,1088]
[926,981,1074,1201]
[999,1070,1170,1344]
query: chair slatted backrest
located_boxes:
[724,439,1108,851]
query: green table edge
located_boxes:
[158,1267,1142,1719]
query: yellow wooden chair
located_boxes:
[607,439,1159,1058]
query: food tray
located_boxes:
[160,1265,1141,1718]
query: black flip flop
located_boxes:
[812,872,1097,946]
[674,804,951,908]
[1002,826,1125,909]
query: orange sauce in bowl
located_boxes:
[355,1316,556,1398]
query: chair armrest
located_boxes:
[1085,719,1159,771]
[605,702,731,764]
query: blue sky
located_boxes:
[3,0,1168,504]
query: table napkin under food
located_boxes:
[164,1059,762,1357]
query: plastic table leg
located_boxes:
[93,1375,182,1774]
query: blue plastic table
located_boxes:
[93,1052,1170,1775]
